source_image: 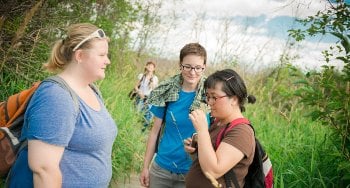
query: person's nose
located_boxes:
[106,57,111,65]
[189,68,196,74]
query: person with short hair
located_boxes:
[7,23,117,188]
[184,69,256,188]
[139,43,208,188]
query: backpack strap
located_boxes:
[215,118,250,149]
[215,117,250,188]
[89,83,102,99]
[138,74,146,88]
[4,76,101,186]
[155,102,167,153]
[224,169,239,188]
[43,75,102,113]
[4,76,80,185]
[43,76,79,113]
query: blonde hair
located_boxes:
[44,23,101,72]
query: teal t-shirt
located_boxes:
[8,82,117,188]
[151,90,196,173]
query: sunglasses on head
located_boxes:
[72,29,106,51]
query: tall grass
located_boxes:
[98,55,151,185]
[100,63,347,187]
[98,62,349,187]
[245,103,344,187]
[1,62,348,187]
[243,65,348,187]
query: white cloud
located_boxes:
[139,0,338,71]
[160,0,330,19]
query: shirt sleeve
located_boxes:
[150,105,165,119]
[222,124,255,158]
[137,73,144,80]
[25,82,77,147]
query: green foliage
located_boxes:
[2,1,350,187]
[288,0,350,184]
[243,60,350,186]
[0,1,151,186]
[0,0,141,100]
[99,67,146,183]
[245,98,347,187]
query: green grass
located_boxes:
[1,64,349,187]
[100,64,349,187]
[97,65,148,185]
[245,102,347,187]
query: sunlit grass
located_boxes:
[245,101,345,187]
[1,63,348,188]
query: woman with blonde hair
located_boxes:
[7,23,117,188]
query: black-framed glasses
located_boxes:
[73,29,106,51]
[180,64,205,73]
[205,94,228,103]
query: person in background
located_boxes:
[133,61,159,131]
[139,43,208,188]
[7,23,117,188]
[184,69,256,188]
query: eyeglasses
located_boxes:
[205,94,228,103]
[181,64,205,73]
[73,29,106,51]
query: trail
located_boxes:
[111,173,142,188]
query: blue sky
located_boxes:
[140,0,345,70]
[233,15,337,43]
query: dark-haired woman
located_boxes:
[184,69,256,188]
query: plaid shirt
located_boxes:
[147,74,207,111]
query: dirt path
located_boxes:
[111,174,142,188]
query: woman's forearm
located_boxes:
[197,130,220,177]
[143,118,162,169]
[33,167,62,188]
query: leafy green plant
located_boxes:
[288,0,350,185]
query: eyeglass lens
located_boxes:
[182,65,204,73]
[97,29,105,37]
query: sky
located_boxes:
[142,0,347,71]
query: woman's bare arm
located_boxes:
[28,140,64,188]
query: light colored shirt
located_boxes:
[138,73,158,96]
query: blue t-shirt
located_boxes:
[8,82,117,188]
[151,90,197,173]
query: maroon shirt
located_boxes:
[185,123,255,188]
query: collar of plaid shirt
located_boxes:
[147,74,207,111]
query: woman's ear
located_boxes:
[73,50,84,64]
[231,96,239,106]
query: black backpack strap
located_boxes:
[224,169,240,188]
[89,83,102,99]
[155,102,167,153]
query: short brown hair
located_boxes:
[179,43,207,65]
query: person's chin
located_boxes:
[96,73,105,80]
[184,77,199,84]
